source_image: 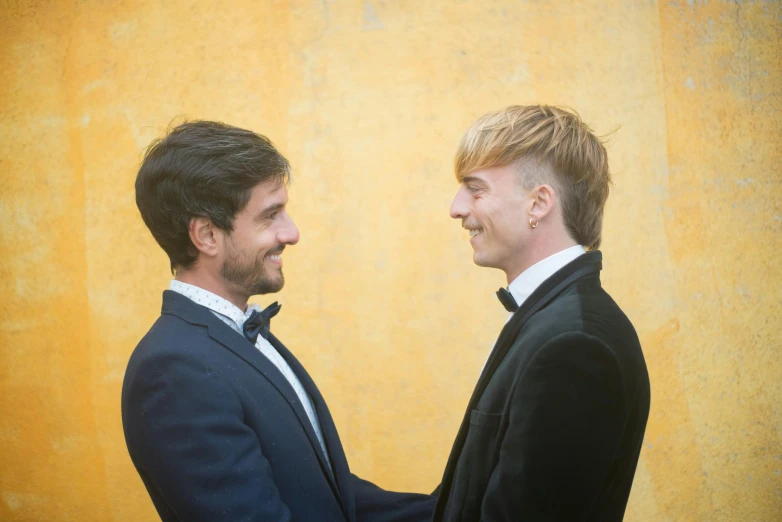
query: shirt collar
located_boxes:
[169,280,260,328]
[507,245,587,310]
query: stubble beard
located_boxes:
[221,238,285,296]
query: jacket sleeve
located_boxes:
[351,474,437,522]
[123,349,293,522]
[480,332,628,521]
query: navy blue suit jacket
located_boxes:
[122,291,434,522]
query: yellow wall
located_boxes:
[1,1,780,520]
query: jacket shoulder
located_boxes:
[123,313,217,390]
[532,282,638,343]
[132,313,208,356]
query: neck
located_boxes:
[504,234,579,285]
[176,266,249,311]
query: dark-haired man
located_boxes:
[122,121,434,522]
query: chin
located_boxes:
[248,272,285,295]
[472,255,490,268]
[473,253,499,270]
[266,276,285,294]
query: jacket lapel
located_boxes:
[161,291,345,509]
[269,335,354,521]
[475,252,602,404]
[433,251,603,520]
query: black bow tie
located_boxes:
[243,302,281,343]
[496,288,519,313]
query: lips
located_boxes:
[264,246,285,264]
[463,222,483,238]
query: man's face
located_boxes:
[450,164,530,275]
[220,181,299,296]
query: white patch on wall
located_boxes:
[3,492,44,512]
[363,0,385,31]
[108,20,138,44]
[82,79,110,95]
[509,64,531,84]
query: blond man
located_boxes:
[433,106,651,522]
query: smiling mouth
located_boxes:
[264,246,285,263]
[463,224,483,238]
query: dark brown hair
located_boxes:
[135,120,290,272]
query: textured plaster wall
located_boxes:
[1,1,780,520]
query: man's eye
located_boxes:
[267,212,278,220]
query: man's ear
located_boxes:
[188,217,220,258]
[528,184,557,224]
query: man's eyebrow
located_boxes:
[256,202,285,217]
[462,176,487,185]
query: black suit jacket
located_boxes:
[433,251,650,522]
[122,291,434,522]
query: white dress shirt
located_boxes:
[506,244,587,316]
[169,280,333,474]
[482,245,587,372]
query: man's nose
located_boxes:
[450,186,469,219]
[279,214,300,245]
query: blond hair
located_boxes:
[455,105,611,250]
